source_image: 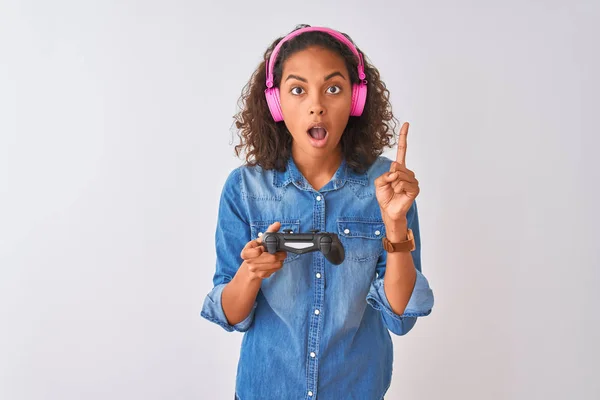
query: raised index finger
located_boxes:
[396,122,409,166]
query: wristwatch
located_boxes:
[382,229,416,253]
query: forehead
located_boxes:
[281,46,349,76]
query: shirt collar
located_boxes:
[273,156,369,190]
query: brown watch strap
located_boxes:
[382,229,416,253]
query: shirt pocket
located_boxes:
[337,218,385,262]
[249,219,301,263]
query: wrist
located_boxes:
[238,262,263,286]
[384,219,408,242]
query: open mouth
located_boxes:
[307,127,328,140]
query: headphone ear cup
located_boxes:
[350,82,367,117]
[265,87,284,122]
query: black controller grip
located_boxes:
[263,234,280,255]
[319,235,344,265]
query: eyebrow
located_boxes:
[284,71,346,83]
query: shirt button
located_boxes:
[344,228,350,234]
[314,309,320,315]
[310,352,316,358]
[316,195,322,201]
[308,391,313,397]
[375,230,381,236]
[316,273,321,278]
[258,232,263,237]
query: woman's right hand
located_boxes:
[240,222,287,281]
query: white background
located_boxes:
[1,0,599,399]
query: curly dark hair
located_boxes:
[233,24,398,173]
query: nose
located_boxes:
[309,106,325,116]
[308,97,326,116]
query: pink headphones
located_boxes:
[264,26,368,122]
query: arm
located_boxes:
[366,201,434,336]
[221,263,262,325]
[382,214,417,316]
[371,123,434,335]
[200,169,258,332]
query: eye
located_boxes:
[327,85,341,94]
[290,87,305,95]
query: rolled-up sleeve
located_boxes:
[201,283,257,332]
[200,168,256,332]
[366,201,434,336]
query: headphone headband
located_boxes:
[265,26,366,89]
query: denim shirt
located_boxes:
[200,155,434,400]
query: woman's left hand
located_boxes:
[374,122,420,222]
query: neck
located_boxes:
[291,146,342,191]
